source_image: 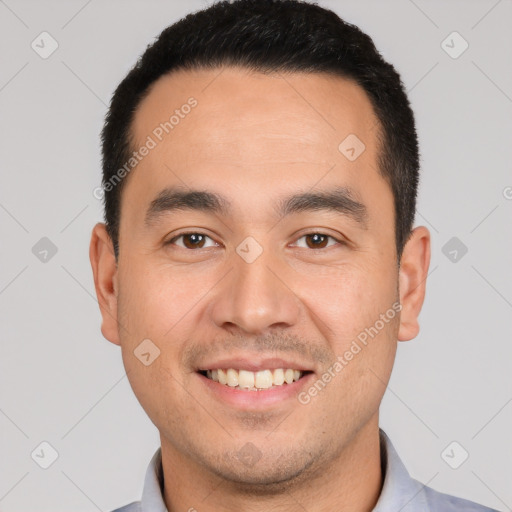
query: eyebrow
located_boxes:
[144,185,368,228]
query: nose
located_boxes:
[209,243,301,336]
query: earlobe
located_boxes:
[397,226,431,342]
[89,222,121,345]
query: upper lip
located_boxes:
[196,356,315,373]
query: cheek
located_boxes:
[117,260,208,341]
[115,264,201,430]
[300,282,399,430]
[290,256,398,346]
[293,255,399,403]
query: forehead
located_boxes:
[123,66,388,224]
[132,66,378,158]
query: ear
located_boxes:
[89,222,121,345]
[397,226,431,341]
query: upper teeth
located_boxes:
[205,368,302,390]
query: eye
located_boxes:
[165,231,344,251]
[166,232,218,250]
[292,232,343,250]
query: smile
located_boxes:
[199,368,310,391]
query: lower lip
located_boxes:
[197,371,315,409]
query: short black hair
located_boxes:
[100,0,419,261]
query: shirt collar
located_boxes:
[140,447,167,512]
[140,428,428,511]
[373,428,429,511]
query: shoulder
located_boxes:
[421,481,499,511]
[377,429,498,512]
[108,501,142,512]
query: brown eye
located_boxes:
[167,232,217,249]
[293,233,342,250]
[305,233,328,249]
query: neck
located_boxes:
[160,415,383,512]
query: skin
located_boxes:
[90,67,430,511]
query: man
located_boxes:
[89,1,498,510]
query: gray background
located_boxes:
[0,0,511,510]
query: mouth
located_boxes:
[197,368,313,391]
[194,356,316,408]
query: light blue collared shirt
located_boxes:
[111,429,498,511]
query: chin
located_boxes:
[203,447,318,493]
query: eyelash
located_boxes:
[165,231,345,250]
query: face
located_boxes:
[90,67,430,488]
